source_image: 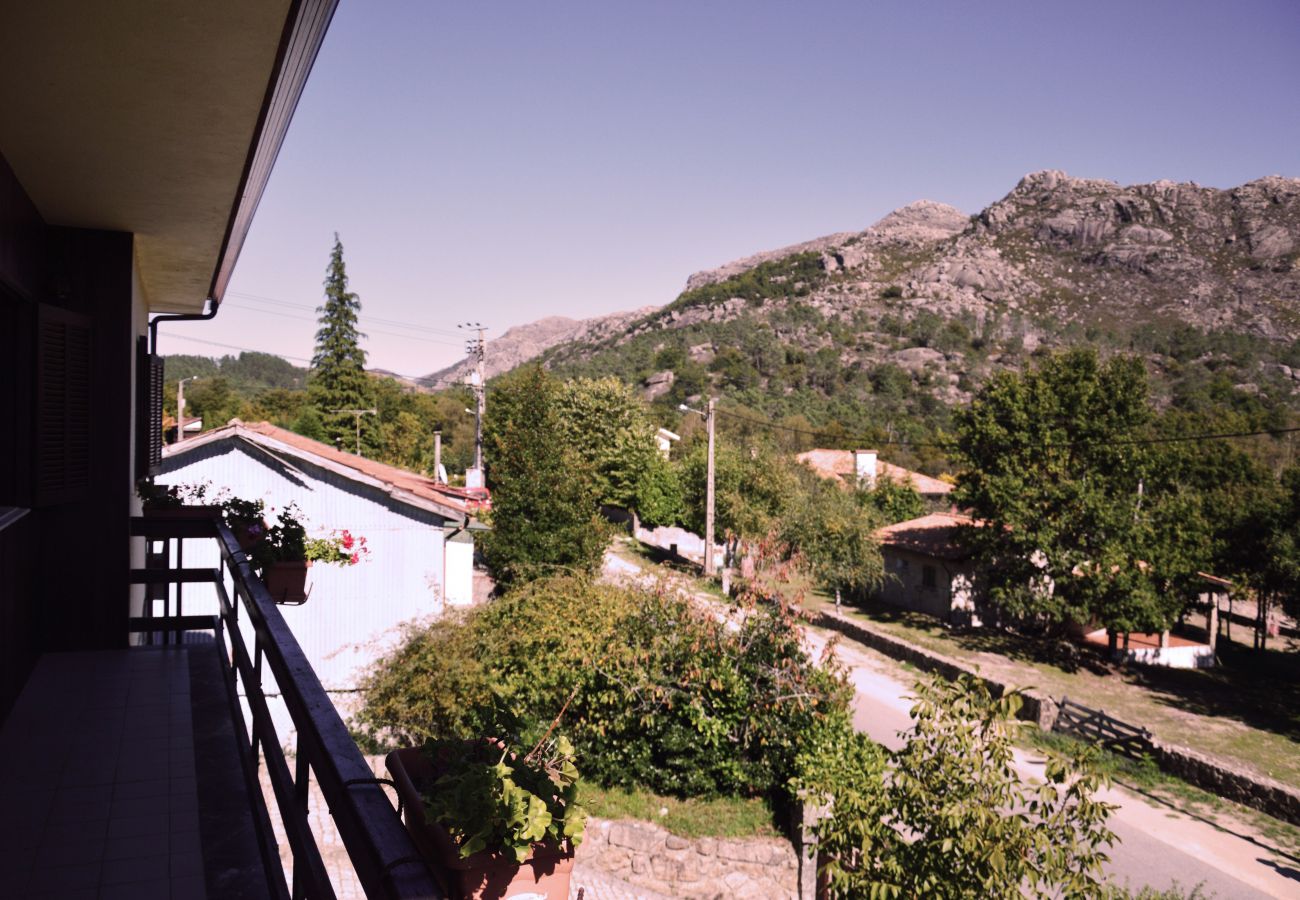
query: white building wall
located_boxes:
[161,441,452,696]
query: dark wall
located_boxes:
[0,152,136,721]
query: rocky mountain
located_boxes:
[419,309,653,388]
[530,171,1299,423]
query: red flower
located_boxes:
[341,531,355,550]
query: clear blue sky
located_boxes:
[162,0,1300,378]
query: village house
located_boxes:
[161,419,488,695]
[874,511,983,625]
[796,447,955,502]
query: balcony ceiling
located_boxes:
[0,1,296,313]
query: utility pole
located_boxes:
[433,430,443,483]
[680,399,718,577]
[460,322,488,478]
[705,397,716,577]
[331,408,377,456]
[176,376,200,443]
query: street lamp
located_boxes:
[679,399,717,577]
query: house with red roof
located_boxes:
[796,448,955,501]
[161,419,488,698]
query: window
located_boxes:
[922,565,937,590]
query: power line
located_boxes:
[712,405,1300,451]
[157,333,473,390]
[221,301,467,349]
[226,289,468,340]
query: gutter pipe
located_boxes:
[149,297,219,355]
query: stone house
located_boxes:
[875,512,982,625]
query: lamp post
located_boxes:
[679,399,717,576]
[176,376,200,443]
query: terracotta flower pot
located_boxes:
[385,747,575,900]
[263,560,312,605]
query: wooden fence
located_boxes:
[1053,696,1154,760]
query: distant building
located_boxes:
[796,448,954,501]
[161,419,488,694]
[655,427,681,459]
[874,512,982,625]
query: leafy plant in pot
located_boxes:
[386,733,587,900]
[136,479,223,517]
[249,504,369,604]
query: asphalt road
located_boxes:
[808,629,1296,899]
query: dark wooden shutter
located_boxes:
[36,304,92,506]
[136,336,163,478]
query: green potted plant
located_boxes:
[386,734,586,900]
[249,504,369,604]
[220,496,267,550]
[137,479,223,518]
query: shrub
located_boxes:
[356,575,849,801]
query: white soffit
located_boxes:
[0,1,294,313]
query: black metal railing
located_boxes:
[130,514,442,899]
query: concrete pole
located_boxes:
[176,379,185,444]
[474,328,486,473]
[433,431,443,482]
[704,397,716,577]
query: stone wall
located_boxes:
[812,608,1059,729]
[1150,740,1300,826]
[577,818,799,900]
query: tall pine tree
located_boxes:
[310,234,373,451]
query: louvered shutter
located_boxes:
[135,337,163,478]
[36,305,92,506]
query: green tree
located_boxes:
[953,349,1193,636]
[553,377,660,511]
[480,367,607,585]
[680,439,796,542]
[781,474,884,603]
[793,675,1116,899]
[309,234,373,451]
[860,474,926,524]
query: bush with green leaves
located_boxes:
[357,574,850,801]
[793,675,1117,899]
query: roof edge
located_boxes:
[207,0,340,305]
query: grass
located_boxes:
[804,592,1300,793]
[577,783,780,840]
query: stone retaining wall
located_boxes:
[813,608,1300,827]
[1150,740,1300,826]
[812,608,1059,728]
[577,818,798,900]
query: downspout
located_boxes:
[149,296,219,355]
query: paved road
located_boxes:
[808,629,1298,899]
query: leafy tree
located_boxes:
[309,234,373,451]
[680,438,796,543]
[954,349,1196,636]
[781,473,884,602]
[631,453,683,528]
[793,675,1116,899]
[860,474,926,524]
[480,367,607,585]
[553,376,661,512]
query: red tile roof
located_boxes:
[796,449,954,496]
[874,511,975,561]
[163,419,487,518]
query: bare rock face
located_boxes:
[419,308,653,386]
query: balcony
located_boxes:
[0,515,442,899]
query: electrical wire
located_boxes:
[712,405,1300,451]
